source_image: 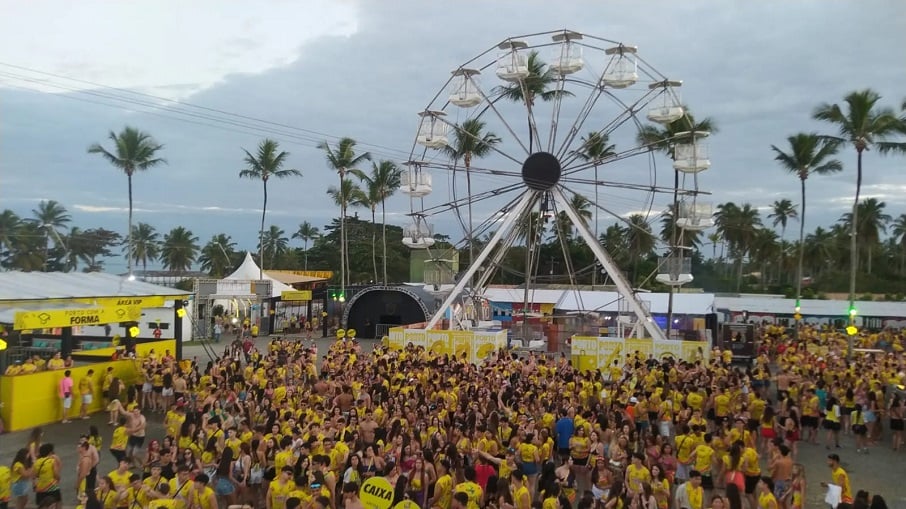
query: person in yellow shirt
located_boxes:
[190,473,218,509]
[78,370,95,420]
[453,467,483,509]
[692,434,716,499]
[110,417,128,463]
[509,471,531,509]
[149,483,178,509]
[755,477,779,509]
[266,467,296,509]
[430,459,453,509]
[625,453,651,497]
[46,352,66,371]
[823,454,852,506]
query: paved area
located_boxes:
[2,336,904,508]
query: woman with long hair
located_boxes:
[26,428,43,463]
[213,447,237,507]
[10,448,33,509]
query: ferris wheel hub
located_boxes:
[521,151,561,191]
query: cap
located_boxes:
[828,453,841,462]
[629,397,638,404]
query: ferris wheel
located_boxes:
[399,29,713,339]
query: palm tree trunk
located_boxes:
[736,254,744,292]
[259,180,267,280]
[381,199,388,284]
[848,150,862,339]
[339,169,346,292]
[465,154,474,288]
[666,168,679,339]
[592,163,599,288]
[303,240,309,271]
[796,177,807,317]
[867,246,873,274]
[127,172,134,275]
[371,207,378,282]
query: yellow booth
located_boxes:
[0,272,190,431]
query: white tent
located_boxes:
[224,252,294,297]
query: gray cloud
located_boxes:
[1,0,905,269]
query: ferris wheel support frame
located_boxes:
[551,187,667,341]
[425,191,535,330]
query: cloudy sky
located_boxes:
[1,0,905,272]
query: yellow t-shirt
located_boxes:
[454,481,483,509]
[434,474,453,509]
[47,358,65,370]
[111,426,128,450]
[0,465,11,501]
[268,480,295,509]
[108,469,131,491]
[192,486,217,509]
[626,464,651,491]
[149,499,179,509]
[693,444,714,473]
[33,457,57,492]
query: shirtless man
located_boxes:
[75,442,94,494]
[342,482,363,509]
[126,405,147,467]
[359,410,378,447]
[334,386,355,414]
[79,434,100,492]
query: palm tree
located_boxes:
[130,222,160,272]
[327,177,366,282]
[839,198,892,275]
[892,214,906,275]
[31,200,71,271]
[199,234,237,277]
[259,225,289,269]
[706,232,722,260]
[494,51,573,151]
[638,111,717,335]
[160,226,199,273]
[714,202,762,291]
[292,221,320,271]
[6,221,45,271]
[443,119,501,276]
[625,214,654,283]
[353,160,402,283]
[573,131,617,285]
[771,133,842,309]
[318,138,372,292]
[88,126,166,275]
[813,89,906,331]
[238,138,301,279]
[768,199,799,239]
[351,177,382,282]
[0,209,20,268]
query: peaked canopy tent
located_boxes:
[194,253,297,339]
[224,252,295,297]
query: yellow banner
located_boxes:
[281,290,312,301]
[14,305,142,330]
[88,296,168,308]
[271,270,334,279]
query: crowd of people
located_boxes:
[1,325,904,509]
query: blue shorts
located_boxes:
[11,480,31,497]
[214,476,234,496]
[521,462,539,475]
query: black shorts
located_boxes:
[153,386,163,394]
[558,448,570,458]
[802,416,818,429]
[36,490,61,506]
[744,474,759,494]
[572,456,588,466]
[701,474,714,490]
[823,420,840,431]
[127,436,145,448]
[891,419,905,431]
[110,449,126,463]
[852,424,867,436]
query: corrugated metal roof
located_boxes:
[483,288,565,304]
[0,271,188,302]
[556,291,715,315]
[714,295,906,317]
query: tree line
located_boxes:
[0,79,904,300]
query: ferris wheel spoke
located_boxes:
[431,113,525,166]
[414,182,523,218]
[560,144,657,176]
[554,79,607,161]
[472,89,532,157]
